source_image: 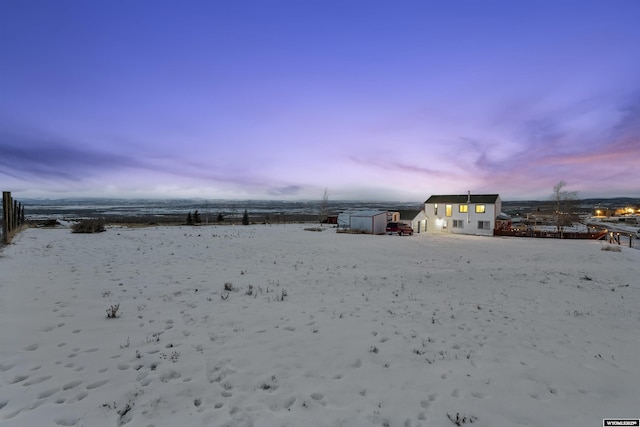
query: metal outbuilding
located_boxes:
[337,210,388,234]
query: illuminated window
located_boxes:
[475,204,486,213]
[434,204,438,215]
[453,219,464,228]
[459,204,468,213]
[445,205,452,217]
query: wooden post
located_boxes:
[2,191,10,244]
[8,195,13,233]
[1,192,25,245]
[13,199,18,230]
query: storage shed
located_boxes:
[397,209,428,233]
[337,210,388,234]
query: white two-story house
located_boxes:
[424,194,501,236]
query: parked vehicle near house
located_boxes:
[386,222,413,236]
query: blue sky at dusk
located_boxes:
[1,0,639,201]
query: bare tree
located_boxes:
[319,188,329,224]
[551,181,578,237]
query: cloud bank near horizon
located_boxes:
[1,1,639,201]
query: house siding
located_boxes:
[424,195,501,236]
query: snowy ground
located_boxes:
[1,225,639,427]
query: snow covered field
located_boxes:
[1,225,639,427]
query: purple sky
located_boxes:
[2,1,639,201]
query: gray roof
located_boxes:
[424,194,500,204]
[396,209,423,220]
[339,210,387,217]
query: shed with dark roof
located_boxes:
[396,209,428,233]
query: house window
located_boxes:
[475,204,486,213]
[434,204,438,215]
[477,220,491,230]
[459,204,468,213]
[453,219,464,228]
[445,205,452,217]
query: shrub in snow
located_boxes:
[72,219,106,233]
[336,229,370,234]
[106,304,120,319]
[447,412,477,425]
[601,245,622,252]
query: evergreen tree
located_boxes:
[242,209,249,225]
[193,210,201,224]
[186,211,194,225]
[217,212,224,223]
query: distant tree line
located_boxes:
[184,210,234,225]
[182,208,314,226]
[186,210,202,225]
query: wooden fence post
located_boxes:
[2,191,25,245]
[2,191,10,244]
[13,199,18,230]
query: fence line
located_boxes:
[2,191,25,245]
